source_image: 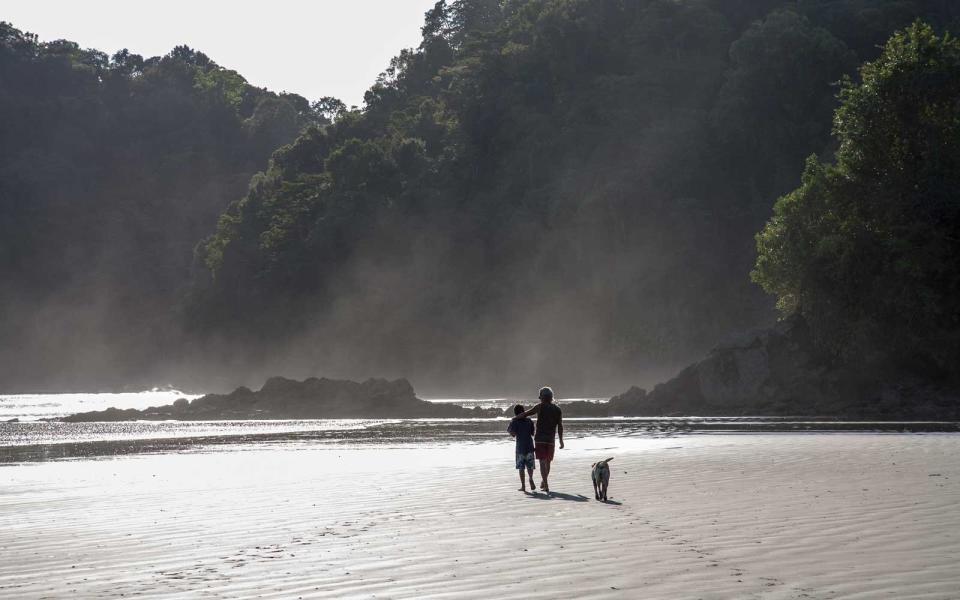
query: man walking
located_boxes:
[514,386,564,493]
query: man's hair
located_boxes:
[538,386,554,401]
[513,404,525,415]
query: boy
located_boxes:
[507,404,536,492]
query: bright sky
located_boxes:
[2,0,438,108]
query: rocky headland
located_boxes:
[59,377,502,422]
[605,317,960,419]
[60,318,958,422]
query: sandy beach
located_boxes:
[1,433,958,599]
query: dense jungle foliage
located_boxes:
[0,22,321,389]
[753,22,960,382]
[189,0,960,391]
[2,1,959,392]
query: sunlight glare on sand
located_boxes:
[1,434,958,598]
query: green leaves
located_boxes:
[0,22,324,386]
[194,67,247,109]
[189,2,960,384]
[754,21,960,375]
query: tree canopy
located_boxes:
[753,21,960,379]
[3,1,960,392]
[188,0,960,392]
[0,22,322,390]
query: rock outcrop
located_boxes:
[615,317,960,418]
[61,377,501,422]
[59,326,959,422]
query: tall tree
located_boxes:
[753,21,960,377]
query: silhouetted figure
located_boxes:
[507,404,536,492]
[514,387,564,493]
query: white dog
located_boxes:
[591,457,614,501]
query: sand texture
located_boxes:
[1,434,958,599]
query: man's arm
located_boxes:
[512,404,541,420]
[558,413,564,449]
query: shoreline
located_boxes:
[3,417,960,464]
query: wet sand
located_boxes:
[1,434,958,598]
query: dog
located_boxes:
[591,457,614,501]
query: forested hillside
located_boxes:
[753,21,960,384]
[188,0,960,393]
[3,1,958,393]
[0,23,321,390]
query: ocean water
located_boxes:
[0,391,603,422]
[0,390,201,421]
[424,397,606,410]
[1,391,957,464]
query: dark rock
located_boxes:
[4,418,18,423]
[58,322,959,422]
[612,317,960,419]
[60,377,504,422]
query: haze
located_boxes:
[2,0,437,107]
[3,1,959,401]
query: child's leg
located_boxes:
[528,466,536,489]
[518,468,526,490]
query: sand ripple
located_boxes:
[1,435,958,598]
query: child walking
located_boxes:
[507,404,536,492]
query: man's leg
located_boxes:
[518,468,526,491]
[540,458,551,491]
[528,466,536,490]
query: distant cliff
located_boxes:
[60,377,500,422]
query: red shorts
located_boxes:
[534,442,555,461]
